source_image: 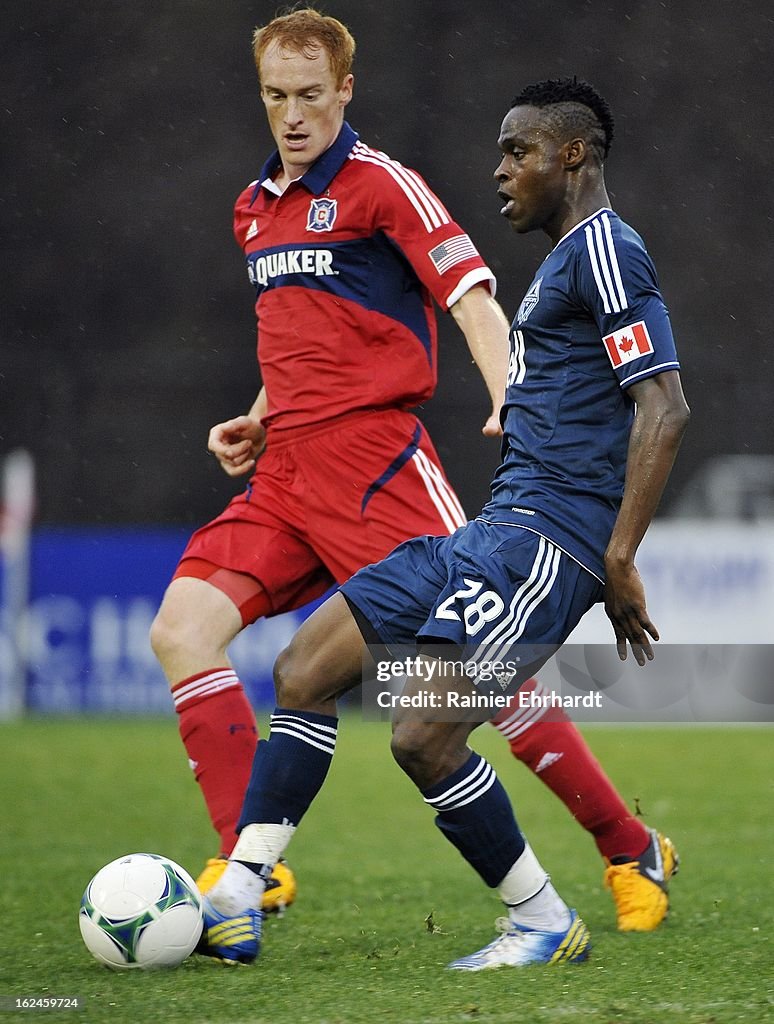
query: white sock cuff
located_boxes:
[498,842,549,906]
[231,822,296,868]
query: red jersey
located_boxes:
[234,122,495,432]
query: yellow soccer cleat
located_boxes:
[261,860,298,914]
[196,857,229,896]
[604,828,679,932]
[196,857,297,914]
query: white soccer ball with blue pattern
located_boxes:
[79,853,203,970]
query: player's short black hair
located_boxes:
[510,78,614,160]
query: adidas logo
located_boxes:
[246,218,258,241]
[534,751,563,773]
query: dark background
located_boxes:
[4,0,772,527]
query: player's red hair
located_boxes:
[253,8,356,87]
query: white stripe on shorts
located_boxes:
[411,449,467,533]
[470,537,561,666]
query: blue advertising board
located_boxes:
[10,528,323,713]
[2,522,773,718]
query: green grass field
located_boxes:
[1,717,772,1024]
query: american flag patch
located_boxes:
[428,234,479,274]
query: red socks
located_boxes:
[492,679,649,861]
[172,669,258,857]
[171,667,649,863]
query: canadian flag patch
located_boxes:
[603,320,654,368]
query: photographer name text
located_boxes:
[376,690,603,710]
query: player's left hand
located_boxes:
[482,411,503,438]
[208,415,266,477]
[603,559,659,666]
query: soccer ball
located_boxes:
[79,853,203,970]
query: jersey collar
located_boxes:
[251,122,359,204]
[552,208,615,251]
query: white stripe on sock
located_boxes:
[173,670,241,709]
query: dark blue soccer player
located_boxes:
[198,78,690,970]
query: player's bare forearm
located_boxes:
[449,286,509,436]
[606,372,689,564]
[247,386,269,424]
[604,371,690,663]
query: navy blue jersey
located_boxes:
[480,209,680,581]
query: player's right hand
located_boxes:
[482,410,503,438]
[208,415,266,477]
[603,558,659,667]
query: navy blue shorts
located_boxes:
[340,520,603,669]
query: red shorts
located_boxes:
[174,409,467,622]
